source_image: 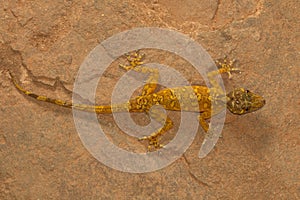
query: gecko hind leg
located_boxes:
[138,107,173,151]
[120,50,145,70]
[198,111,211,132]
[120,51,159,96]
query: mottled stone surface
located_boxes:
[0,0,299,199]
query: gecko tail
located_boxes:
[9,71,128,114]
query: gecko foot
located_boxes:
[119,50,145,71]
[138,135,164,151]
[215,57,240,79]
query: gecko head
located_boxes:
[226,88,266,115]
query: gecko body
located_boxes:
[10,52,265,149]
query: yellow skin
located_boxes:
[9,52,266,150]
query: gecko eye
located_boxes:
[246,90,250,93]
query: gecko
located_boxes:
[9,51,266,150]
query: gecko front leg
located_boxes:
[197,57,239,132]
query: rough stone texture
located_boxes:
[0,0,299,199]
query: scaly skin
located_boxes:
[9,51,265,150]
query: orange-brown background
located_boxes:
[0,0,299,199]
